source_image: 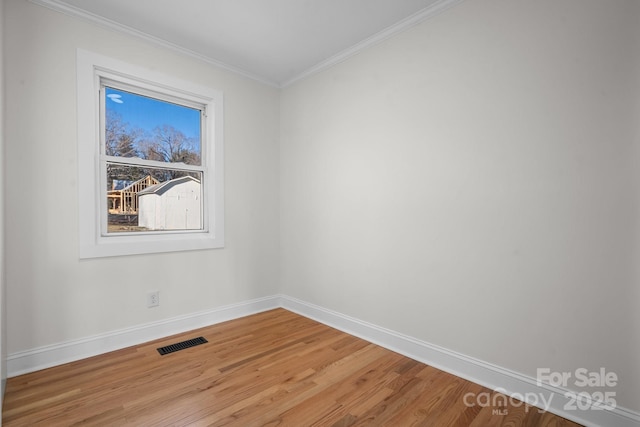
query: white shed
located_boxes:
[137,176,202,230]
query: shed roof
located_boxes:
[137,175,201,196]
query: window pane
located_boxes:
[105,87,201,166]
[107,163,203,233]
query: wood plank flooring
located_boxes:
[2,309,583,426]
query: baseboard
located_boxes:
[279,295,640,427]
[6,295,281,377]
[7,294,639,427]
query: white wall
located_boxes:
[1,0,7,406]
[635,42,640,426]
[280,0,639,413]
[4,0,279,353]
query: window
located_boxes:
[77,50,224,258]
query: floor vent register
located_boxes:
[157,336,208,355]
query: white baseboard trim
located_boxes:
[279,295,640,427]
[7,295,281,378]
[7,294,639,427]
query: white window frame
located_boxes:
[77,49,224,258]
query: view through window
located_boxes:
[103,85,205,233]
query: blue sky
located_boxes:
[105,87,201,143]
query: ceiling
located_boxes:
[33,0,462,87]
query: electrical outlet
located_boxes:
[147,291,159,308]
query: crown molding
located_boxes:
[280,0,467,87]
[29,0,466,88]
[28,0,280,88]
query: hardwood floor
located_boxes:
[3,309,582,426]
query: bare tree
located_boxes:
[105,110,141,157]
[105,111,145,186]
[105,115,201,183]
[143,125,200,164]
[141,125,201,181]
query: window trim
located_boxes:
[77,49,224,258]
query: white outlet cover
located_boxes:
[147,291,159,307]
